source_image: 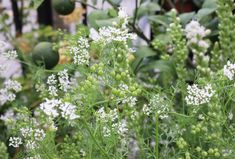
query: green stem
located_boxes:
[155,113,159,159]
[81,119,110,158]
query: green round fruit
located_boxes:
[32,42,59,69]
[52,0,75,15]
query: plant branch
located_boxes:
[133,0,138,27]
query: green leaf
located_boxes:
[196,8,216,21]
[110,0,122,5]
[139,60,177,87]
[179,12,195,25]
[88,10,111,29]
[96,18,120,27]
[148,15,171,27]
[131,46,156,72]
[134,46,156,58]
[202,0,217,9]
[30,0,44,9]
[137,2,161,18]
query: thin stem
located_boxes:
[81,119,110,158]
[133,0,138,27]
[155,113,159,159]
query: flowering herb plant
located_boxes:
[0,0,235,159]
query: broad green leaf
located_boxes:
[134,46,156,58]
[88,10,110,29]
[179,12,195,25]
[148,15,171,27]
[154,34,171,44]
[30,0,44,9]
[131,46,156,72]
[202,0,217,9]
[196,8,216,21]
[137,2,161,18]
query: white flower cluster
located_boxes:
[90,8,137,44]
[96,107,128,137]
[185,20,210,49]
[2,50,18,60]
[47,74,58,96]
[9,137,23,147]
[39,99,79,122]
[0,41,18,59]
[143,94,170,119]
[96,107,118,123]
[122,96,137,107]
[118,84,137,107]
[0,79,22,106]
[116,119,128,137]
[70,37,90,65]
[47,69,71,96]
[223,61,235,80]
[11,127,46,150]
[58,69,70,92]
[185,84,215,105]
[92,26,137,44]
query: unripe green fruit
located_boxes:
[202,151,208,157]
[32,42,59,69]
[52,0,75,15]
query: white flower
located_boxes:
[89,28,101,41]
[70,37,90,65]
[96,26,137,44]
[20,127,33,138]
[142,104,151,116]
[185,20,210,40]
[80,149,86,157]
[2,50,18,60]
[4,79,22,92]
[58,69,71,92]
[185,84,215,105]
[59,102,79,120]
[47,74,57,85]
[48,86,58,96]
[185,20,210,49]
[122,96,137,107]
[9,137,23,147]
[102,126,111,137]
[143,94,170,119]
[96,107,118,123]
[25,140,37,150]
[228,111,233,120]
[0,89,10,105]
[223,61,235,80]
[34,129,46,141]
[117,120,128,137]
[118,7,129,29]
[91,7,136,44]
[0,89,17,106]
[118,7,128,19]
[39,99,61,118]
